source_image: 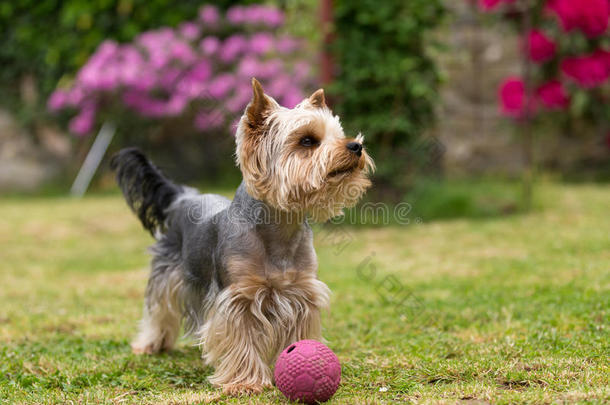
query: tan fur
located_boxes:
[308,88,327,108]
[235,81,375,222]
[199,256,330,393]
[132,268,183,354]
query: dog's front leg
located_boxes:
[199,287,274,394]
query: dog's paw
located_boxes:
[131,341,159,355]
[221,382,268,396]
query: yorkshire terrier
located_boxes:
[111,78,374,394]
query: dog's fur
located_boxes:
[111,79,374,394]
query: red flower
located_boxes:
[548,0,609,38]
[561,52,610,88]
[499,77,534,118]
[535,80,570,110]
[478,0,515,12]
[526,29,556,63]
[593,48,610,74]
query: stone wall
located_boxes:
[0,108,70,192]
[434,2,608,177]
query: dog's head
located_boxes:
[235,78,374,221]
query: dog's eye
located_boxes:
[299,136,318,147]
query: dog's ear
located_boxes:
[246,78,274,128]
[308,89,326,109]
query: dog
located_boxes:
[111,78,374,394]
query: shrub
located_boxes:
[44,4,314,183]
[480,0,609,207]
[330,0,445,195]
[483,0,609,136]
[0,0,247,116]
[47,4,312,138]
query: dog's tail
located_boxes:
[110,147,183,236]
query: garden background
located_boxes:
[0,0,608,403]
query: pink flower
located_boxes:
[219,35,247,63]
[189,60,212,82]
[178,22,201,41]
[499,77,531,118]
[159,67,181,90]
[268,75,291,99]
[237,57,263,78]
[93,40,119,63]
[67,88,85,107]
[137,28,175,51]
[117,46,144,86]
[176,61,211,99]
[259,59,283,78]
[253,6,284,27]
[69,104,96,135]
[146,48,169,69]
[47,90,69,111]
[561,52,610,88]
[228,5,284,27]
[77,62,117,91]
[478,0,515,12]
[208,74,236,99]
[282,88,304,108]
[226,6,246,24]
[130,69,156,92]
[165,94,188,116]
[198,5,220,26]
[593,48,610,73]
[535,80,570,110]
[294,62,310,81]
[138,28,177,69]
[200,36,220,55]
[250,33,274,54]
[169,41,196,64]
[548,0,609,38]
[526,30,556,63]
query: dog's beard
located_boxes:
[305,170,372,222]
[265,159,373,222]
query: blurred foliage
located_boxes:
[340,177,525,226]
[330,0,446,195]
[0,0,241,120]
[281,0,320,45]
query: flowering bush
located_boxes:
[499,76,528,118]
[525,29,556,63]
[479,0,608,125]
[47,4,313,136]
[548,0,609,38]
[536,80,570,109]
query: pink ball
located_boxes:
[274,340,341,404]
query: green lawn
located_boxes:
[0,182,608,404]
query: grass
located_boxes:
[0,181,608,404]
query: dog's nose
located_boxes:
[346,142,362,156]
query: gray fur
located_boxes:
[149,182,316,335]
